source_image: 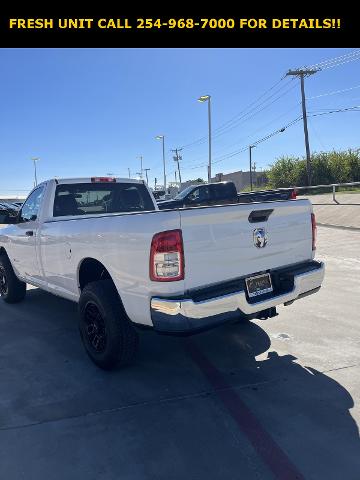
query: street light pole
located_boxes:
[198,95,211,183]
[155,135,166,192]
[139,156,143,179]
[198,95,212,183]
[249,146,256,191]
[128,168,131,179]
[208,96,212,183]
[144,168,150,185]
[31,157,40,187]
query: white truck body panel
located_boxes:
[180,200,314,291]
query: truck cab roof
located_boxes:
[53,177,144,185]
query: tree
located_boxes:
[185,178,205,184]
[267,149,360,188]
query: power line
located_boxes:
[184,116,302,171]
[307,49,360,70]
[209,80,297,142]
[308,117,327,150]
[211,103,302,157]
[307,84,360,100]
[309,105,360,117]
[181,79,297,155]
[214,105,360,167]
[179,105,299,168]
[179,77,292,150]
[206,79,292,138]
[183,103,360,174]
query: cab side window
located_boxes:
[187,186,210,203]
[20,187,44,222]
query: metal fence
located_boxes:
[294,181,360,203]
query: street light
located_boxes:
[31,157,40,187]
[198,95,212,183]
[155,135,166,192]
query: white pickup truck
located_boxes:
[0,177,324,369]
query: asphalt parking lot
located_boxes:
[0,226,359,480]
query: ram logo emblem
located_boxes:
[253,228,268,248]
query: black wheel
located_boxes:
[78,280,139,370]
[0,254,26,304]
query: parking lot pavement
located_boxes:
[304,192,360,205]
[0,226,359,480]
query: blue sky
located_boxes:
[1,48,360,194]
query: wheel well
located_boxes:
[78,258,113,291]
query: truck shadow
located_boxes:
[1,288,359,478]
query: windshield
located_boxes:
[174,186,196,200]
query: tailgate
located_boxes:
[180,199,314,290]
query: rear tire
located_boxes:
[0,254,26,304]
[78,280,139,370]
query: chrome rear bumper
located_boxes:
[150,261,325,333]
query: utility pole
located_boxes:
[144,168,150,184]
[155,135,166,192]
[171,148,182,185]
[154,177,157,190]
[249,146,256,191]
[286,68,318,185]
[128,168,131,179]
[175,171,177,183]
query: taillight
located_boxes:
[150,229,184,282]
[290,189,297,200]
[311,213,317,251]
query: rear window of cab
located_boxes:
[53,183,155,217]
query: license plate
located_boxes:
[245,273,273,298]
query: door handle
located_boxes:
[25,230,34,237]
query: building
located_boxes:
[211,170,268,191]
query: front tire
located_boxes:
[78,280,139,370]
[0,254,26,304]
